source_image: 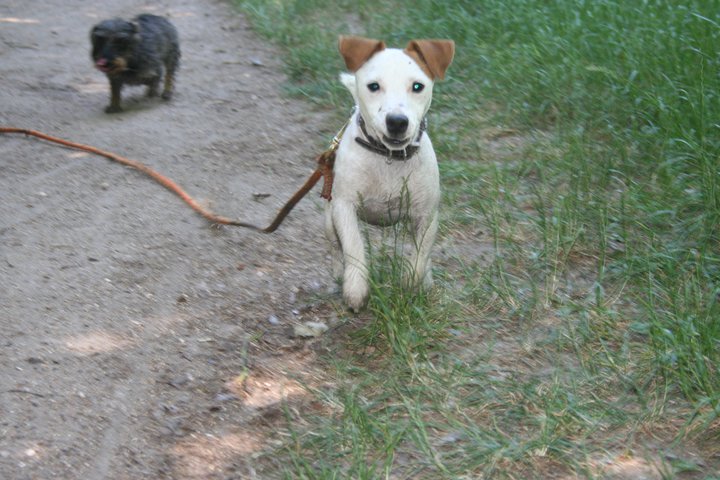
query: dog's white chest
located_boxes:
[332,126,439,226]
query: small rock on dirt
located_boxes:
[293,321,329,338]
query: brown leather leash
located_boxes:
[0,125,346,233]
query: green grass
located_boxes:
[234,0,720,477]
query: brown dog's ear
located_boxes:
[404,39,455,80]
[338,35,386,72]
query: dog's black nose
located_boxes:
[386,114,409,136]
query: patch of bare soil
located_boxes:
[0,0,338,478]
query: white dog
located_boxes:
[325,35,455,312]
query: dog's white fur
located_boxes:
[326,37,454,312]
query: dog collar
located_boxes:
[355,114,426,161]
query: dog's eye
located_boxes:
[367,82,380,92]
[412,82,425,93]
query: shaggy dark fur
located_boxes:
[91,14,180,113]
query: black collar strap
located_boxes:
[355,114,426,161]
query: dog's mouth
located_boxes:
[95,57,127,75]
[382,135,412,150]
[94,58,110,73]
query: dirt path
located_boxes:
[0,0,335,478]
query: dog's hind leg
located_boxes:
[146,73,161,97]
[162,50,180,100]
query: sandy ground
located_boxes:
[0,0,338,478]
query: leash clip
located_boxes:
[330,115,352,152]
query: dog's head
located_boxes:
[338,35,454,152]
[91,18,141,75]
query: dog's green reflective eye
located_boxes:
[367,82,380,92]
[412,82,425,93]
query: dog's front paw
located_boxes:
[105,104,122,114]
[343,268,369,313]
[343,287,369,313]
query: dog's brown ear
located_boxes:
[404,39,455,80]
[338,35,386,72]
